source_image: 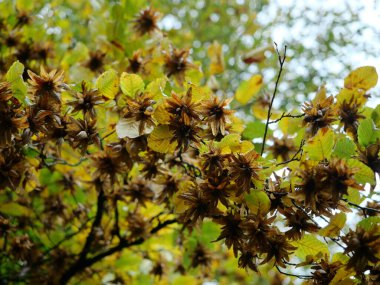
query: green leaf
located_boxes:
[371,104,380,126]
[245,190,271,216]
[235,74,263,105]
[0,202,30,216]
[96,69,119,99]
[319,213,346,237]
[357,216,380,231]
[6,61,27,102]
[292,234,329,260]
[173,276,197,285]
[357,118,380,147]
[333,137,355,158]
[347,159,375,185]
[304,128,334,160]
[345,187,364,205]
[242,121,270,140]
[120,72,144,97]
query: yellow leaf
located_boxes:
[153,103,171,125]
[96,69,119,99]
[147,125,177,153]
[241,45,274,64]
[344,66,378,91]
[120,72,144,97]
[292,234,329,260]
[330,267,355,285]
[207,41,224,75]
[336,88,367,107]
[304,128,335,160]
[235,74,263,105]
[0,202,30,216]
[313,84,326,103]
[184,83,212,102]
[217,134,241,154]
[319,212,346,237]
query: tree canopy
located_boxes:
[0,1,379,285]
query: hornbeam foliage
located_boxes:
[0,1,379,285]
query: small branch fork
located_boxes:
[269,112,305,124]
[261,43,287,156]
[276,139,305,166]
[342,199,380,217]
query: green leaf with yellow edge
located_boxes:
[145,77,167,100]
[120,72,144,97]
[172,276,198,285]
[319,212,346,237]
[344,187,364,205]
[96,69,119,99]
[185,83,212,102]
[0,202,30,216]
[235,74,263,105]
[357,216,380,231]
[292,234,329,260]
[333,137,355,159]
[245,190,271,216]
[371,104,380,126]
[6,61,27,102]
[344,66,378,91]
[147,125,177,153]
[357,118,380,147]
[217,134,249,154]
[347,159,375,185]
[304,128,335,160]
[332,252,349,264]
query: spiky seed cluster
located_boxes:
[291,159,363,215]
[302,95,336,136]
[133,7,161,36]
[164,48,196,85]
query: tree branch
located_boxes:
[59,218,177,284]
[261,43,287,156]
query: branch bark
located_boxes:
[261,43,287,156]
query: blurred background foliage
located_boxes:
[1,0,379,110]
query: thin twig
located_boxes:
[269,112,305,124]
[276,139,305,166]
[261,43,287,156]
[343,199,380,215]
[275,265,312,280]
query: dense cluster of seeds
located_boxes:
[0,5,379,285]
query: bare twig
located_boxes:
[276,265,312,280]
[269,112,305,124]
[343,199,380,216]
[276,139,305,166]
[261,43,287,156]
